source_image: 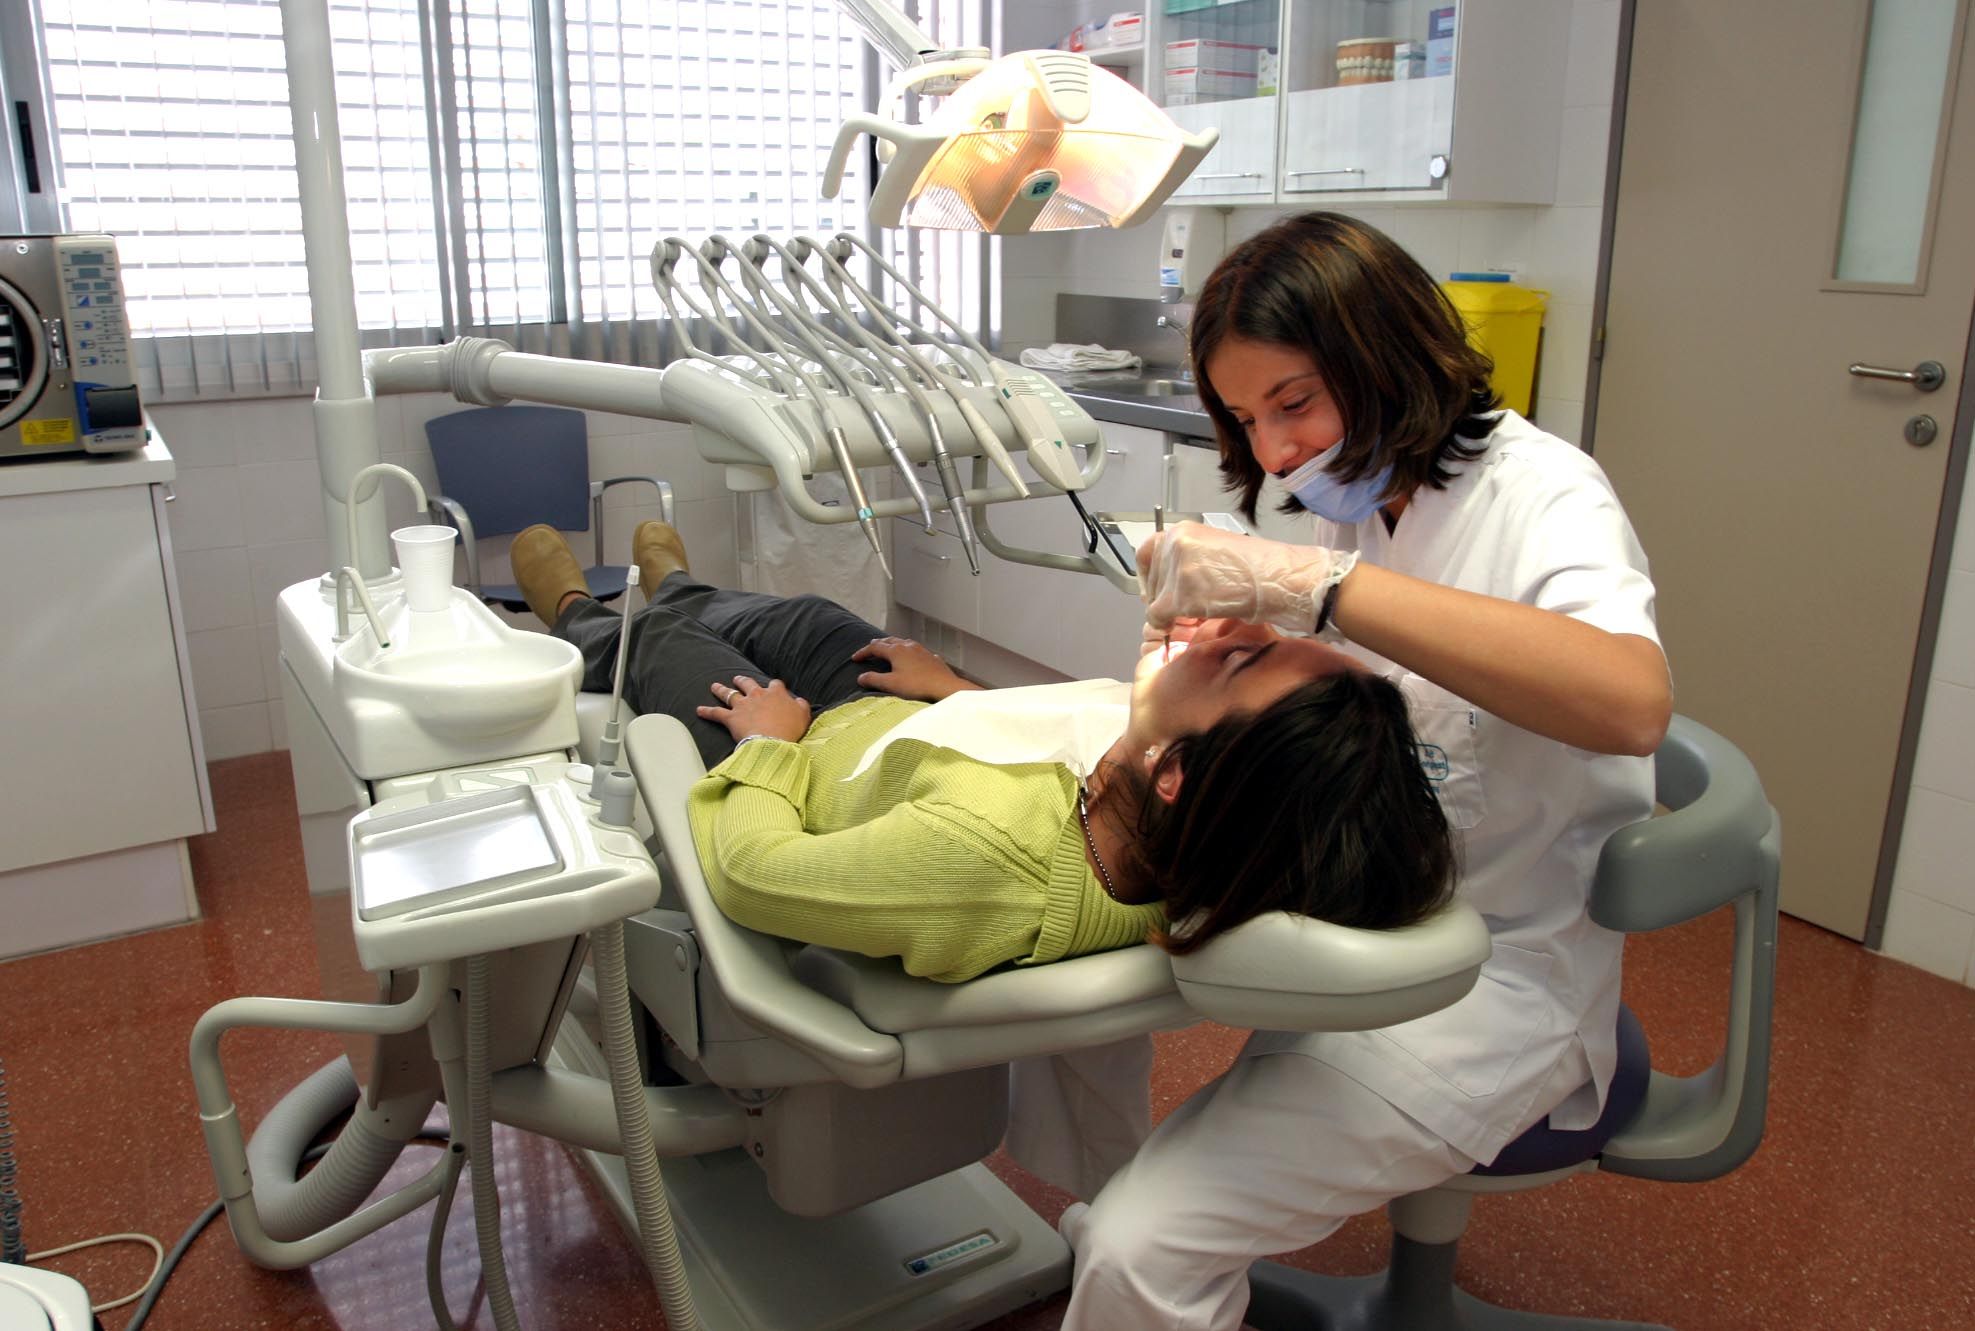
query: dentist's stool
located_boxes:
[1245,714,1781,1331]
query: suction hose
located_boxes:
[243,1057,434,1242]
[592,921,701,1329]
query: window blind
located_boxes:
[33,0,978,403]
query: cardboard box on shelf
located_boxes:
[1426,6,1456,77]
[1164,38,1267,74]
[1164,65,1261,101]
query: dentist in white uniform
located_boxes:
[1057,212,1674,1330]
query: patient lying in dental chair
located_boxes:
[512,521,1455,982]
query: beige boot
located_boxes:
[509,524,589,625]
[633,520,691,592]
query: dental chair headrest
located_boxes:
[1168,906,1491,1032]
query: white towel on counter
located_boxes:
[1017,342,1143,372]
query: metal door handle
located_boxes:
[1848,360,1945,392]
[1192,172,1264,181]
[1106,448,1126,457]
[1287,168,1365,178]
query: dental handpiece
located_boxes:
[752,235,963,542]
[802,235,1028,502]
[721,235,936,533]
[690,237,894,570]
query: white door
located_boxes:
[1592,0,1975,937]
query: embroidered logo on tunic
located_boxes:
[1416,743,1451,783]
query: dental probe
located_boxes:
[802,236,1029,500]
[701,235,937,534]
[1154,504,1169,661]
[763,235,981,573]
[589,565,640,802]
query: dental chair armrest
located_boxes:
[427,495,480,593]
[623,713,905,1089]
[1170,904,1491,1033]
[1591,714,1777,933]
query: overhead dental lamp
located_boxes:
[826,0,1219,235]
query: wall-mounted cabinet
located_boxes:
[1009,0,1570,208]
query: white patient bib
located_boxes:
[846,679,1132,781]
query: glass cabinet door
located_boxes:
[1281,0,1457,194]
[1156,0,1284,200]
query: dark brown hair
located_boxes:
[1190,211,1500,523]
[1099,671,1458,952]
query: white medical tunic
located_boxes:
[1258,409,1662,1160]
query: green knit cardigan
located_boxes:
[686,695,1163,982]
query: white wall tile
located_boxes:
[174,546,254,632]
[1001,277,1061,349]
[1553,104,1613,209]
[239,459,329,546]
[188,625,267,709]
[150,403,239,469]
[248,540,330,625]
[1909,678,1975,805]
[229,397,317,463]
[259,624,285,708]
[1537,300,1594,404]
[165,467,245,552]
[1931,569,1975,689]
[381,454,440,531]
[1534,398,1584,446]
[1457,207,1540,277]
[1387,209,1464,282]
[1889,787,1975,915]
[1564,0,1622,110]
[1527,205,1605,305]
[199,702,273,762]
[1876,888,1975,983]
[266,693,288,750]
[1952,460,1975,573]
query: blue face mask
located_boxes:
[1281,447,1393,524]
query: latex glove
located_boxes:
[1138,522,1358,634]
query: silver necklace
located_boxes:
[1077,786,1125,903]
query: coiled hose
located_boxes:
[591,922,700,1330]
[0,1056,24,1264]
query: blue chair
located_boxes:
[423,404,674,610]
[1245,715,1781,1331]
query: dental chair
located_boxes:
[552,712,1496,1329]
[1245,714,1781,1331]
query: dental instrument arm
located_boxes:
[826,232,1082,490]
[796,235,1029,499]
[688,234,937,534]
[748,235,980,572]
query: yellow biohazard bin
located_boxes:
[1441,276,1548,416]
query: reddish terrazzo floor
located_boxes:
[1,752,1971,1330]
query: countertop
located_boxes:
[1038,369,1218,442]
[0,428,174,498]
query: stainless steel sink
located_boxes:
[1070,377,1198,401]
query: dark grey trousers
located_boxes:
[553,574,887,766]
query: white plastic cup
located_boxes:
[393,524,458,612]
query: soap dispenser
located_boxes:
[1157,207,1224,303]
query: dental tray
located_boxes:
[349,780,661,970]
